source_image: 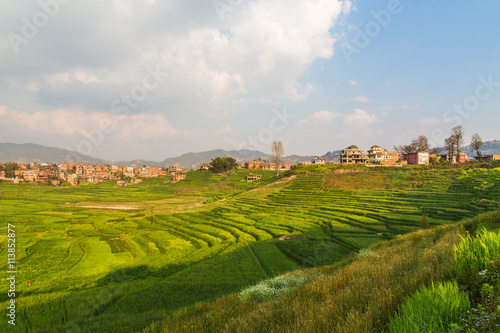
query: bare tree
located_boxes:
[444,137,455,162]
[470,133,483,159]
[271,141,284,179]
[393,135,430,155]
[414,135,430,152]
[450,125,465,160]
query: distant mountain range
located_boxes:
[1,140,499,169]
[0,143,326,169]
[0,143,106,165]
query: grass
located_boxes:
[453,228,500,284]
[1,161,499,332]
[153,224,465,332]
[387,281,470,333]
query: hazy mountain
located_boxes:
[2,141,498,168]
[0,143,107,165]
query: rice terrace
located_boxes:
[1,161,500,332]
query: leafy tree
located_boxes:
[210,157,237,173]
[271,141,284,178]
[3,162,19,178]
[470,133,483,159]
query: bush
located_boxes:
[387,281,470,333]
[419,214,430,229]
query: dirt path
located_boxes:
[75,205,139,210]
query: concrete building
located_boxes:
[312,157,325,164]
[67,174,79,186]
[484,154,500,161]
[247,173,262,182]
[172,173,186,182]
[341,145,368,164]
[403,152,430,165]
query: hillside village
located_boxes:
[1,143,498,186]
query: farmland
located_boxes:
[1,163,500,332]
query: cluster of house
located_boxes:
[1,149,498,186]
[340,145,500,165]
[0,162,186,186]
[340,145,403,165]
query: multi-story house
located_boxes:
[23,170,39,182]
[200,163,212,170]
[67,174,79,186]
[367,145,400,165]
[169,166,183,174]
[312,157,325,164]
[341,145,368,164]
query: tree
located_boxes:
[210,157,237,173]
[271,141,284,179]
[470,133,483,160]
[450,125,465,160]
[444,137,455,162]
[3,162,18,178]
[393,135,430,155]
[413,135,430,152]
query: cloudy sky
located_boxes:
[1,1,499,161]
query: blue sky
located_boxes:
[0,0,499,160]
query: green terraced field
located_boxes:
[0,163,499,332]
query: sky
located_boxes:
[1,0,499,161]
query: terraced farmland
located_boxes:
[0,164,498,332]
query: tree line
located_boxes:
[394,125,484,162]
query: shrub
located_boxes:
[419,214,430,229]
[387,281,470,333]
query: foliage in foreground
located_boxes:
[454,228,500,285]
[387,281,470,333]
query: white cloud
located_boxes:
[297,110,339,125]
[352,95,369,102]
[349,80,358,86]
[378,104,418,111]
[310,110,339,122]
[343,108,380,127]
[214,123,232,136]
[25,82,40,93]
[0,0,354,160]
[0,105,188,140]
[46,70,101,88]
[416,117,448,127]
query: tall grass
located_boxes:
[387,281,469,333]
[453,229,500,283]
